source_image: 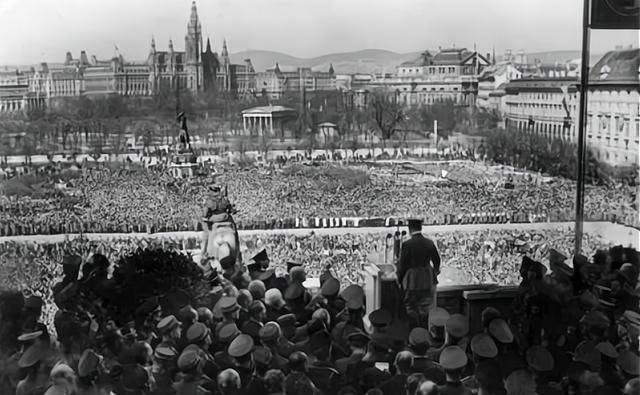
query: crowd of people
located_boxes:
[0,227,616,332]
[0,230,638,395]
[0,163,637,237]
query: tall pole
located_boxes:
[574,0,591,254]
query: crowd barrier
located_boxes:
[0,210,637,237]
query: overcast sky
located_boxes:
[0,0,637,65]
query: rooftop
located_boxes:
[589,48,639,86]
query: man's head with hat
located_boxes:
[289,265,307,284]
[407,218,423,235]
[186,322,211,348]
[252,249,269,268]
[178,305,199,327]
[177,349,202,374]
[445,314,469,340]
[439,345,467,377]
[409,327,430,355]
[428,307,450,342]
[488,318,514,344]
[228,334,254,365]
[470,333,497,360]
[340,284,365,311]
[369,308,392,333]
[277,313,297,340]
[321,276,341,299]
[525,345,554,373]
[259,321,282,346]
[157,315,181,340]
[218,295,241,321]
[218,322,240,344]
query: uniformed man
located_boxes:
[426,307,450,361]
[228,334,266,395]
[438,346,472,395]
[284,351,320,395]
[409,327,446,385]
[172,349,211,395]
[378,351,414,395]
[213,323,240,370]
[214,296,241,336]
[258,322,291,372]
[241,301,266,342]
[396,218,441,328]
[156,315,182,353]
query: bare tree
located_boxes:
[369,89,404,148]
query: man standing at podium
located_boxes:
[396,218,441,328]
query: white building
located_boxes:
[502,48,640,168]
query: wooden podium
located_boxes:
[362,262,520,335]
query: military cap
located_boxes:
[346,329,370,347]
[407,218,423,228]
[62,254,82,267]
[525,345,554,372]
[78,349,102,378]
[439,345,468,370]
[178,349,201,371]
[286,261,302,273]
[256,269,276,282]
[135,296,161,317]
[259,321,282,342]
[574,341,601,370]
[369,308,392,328]
[320,277,341,297]
[24,295,43,310]
[154,346,178,361]
[253,346,273,365]
[197,307,214,323]
[429,307,450,327]
[470,333,498,358]
[252,249,268,263]
[446,314,469,338]
[277,313,297,328]
[50,363,74,377]
[284,283,305,300]
[18,331,43,342]
[228,334,254,358]
[596,341,619,359]
[186,322,210,344]
[340,284,364,303]
[488,318,514,344]
[157,315,181,334]
[409,327,430,347]
[218,323,241,343]
[18,344,43,368]
[617,350,640,376]
[623,310,640,326]
[218,296,240,314]
[579,310,610,329]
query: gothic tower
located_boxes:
[185,1,203,92]
[202,37,219,92]
[148,36,158,93]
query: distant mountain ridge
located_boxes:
[230,49,607,74]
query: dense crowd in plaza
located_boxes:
[0,162,637,237]
[0,227,638,394]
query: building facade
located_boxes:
[367,48,491,107]
[255,63,336,99]
[502,48,640,167]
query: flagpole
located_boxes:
[574,0,591,254]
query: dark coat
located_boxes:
[396,233,441,292]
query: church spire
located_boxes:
[168,38,174,52]
[206,37,212,52]
[150,36,156,52]
[222,38,229,57]
[328,63,334,75]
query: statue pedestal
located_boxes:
[169,152,200,179]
